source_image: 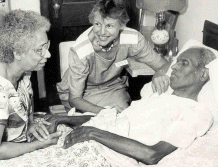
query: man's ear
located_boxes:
[13,52,22,61]
[200,68,209,82]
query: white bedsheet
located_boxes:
[0,124,119,167]
[0,122,218,167]
[149,122,218,167]
[0,107,217,167]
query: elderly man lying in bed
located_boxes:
[46,46,215,165]
[41,48,215,166]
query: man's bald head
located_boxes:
[170,47,216,100]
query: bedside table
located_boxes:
[126,58,155,100]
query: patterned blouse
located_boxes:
[0,72,33,142]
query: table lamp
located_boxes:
[136,0,188,57]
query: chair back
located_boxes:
[59,41,76,78]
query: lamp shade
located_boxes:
[151,29,170,45]
[136,0,187,13]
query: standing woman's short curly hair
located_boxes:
[88,0,130,26]
[0,9,51,63]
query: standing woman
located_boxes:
[0,10,62,159]
[57,0,170,114]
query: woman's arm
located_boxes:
[0,124,62,160]
[65,47,104,114]
[144,50,172,95]
[28,112,52,141]
[63,126,177,165]
[151,60,172,95]
[69,96,104,114]
[129,32,171,95]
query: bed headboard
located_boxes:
[203,20,218,51]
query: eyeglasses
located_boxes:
[32,40,50,57]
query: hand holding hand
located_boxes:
[40,131,62,149]
[27,120,51,142]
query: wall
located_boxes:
[10,0,40,13]
[141,0,218,50]
[175,0,218,49]
[9,0,218,50]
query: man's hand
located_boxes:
[152,72,170,95]
[43,113,59,134]
[63,126,94,149]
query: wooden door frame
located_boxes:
[40,0,63,81]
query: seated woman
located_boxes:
[0,9,92,160]
[57,0,170,114]
[0,9,62,159]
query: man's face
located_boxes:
[170,49,202,90]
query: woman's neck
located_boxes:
[0,62,25,88]
[94,39,119,60]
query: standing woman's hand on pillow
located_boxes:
[152,71,170,95]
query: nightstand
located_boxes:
[126,58,155,100]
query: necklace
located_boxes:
[97,39,116,52]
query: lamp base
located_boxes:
[153,44,168,57]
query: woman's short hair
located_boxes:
[88,0,130,26]
[0,9,51,63]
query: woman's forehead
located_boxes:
[34,30,48,46]
[94,11,119,24]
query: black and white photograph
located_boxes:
[0,0,218,166]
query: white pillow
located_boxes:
[205,58,218,122]
[140,39,218,122]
